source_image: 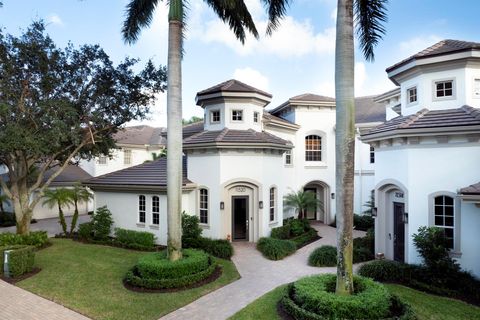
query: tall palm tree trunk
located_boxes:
[335,0,355,295]
[166,0,183,262]
[70,200,79,235]
[58,203,68,235]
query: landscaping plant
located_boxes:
[67,184,93,235]
[308,245,337,267]
[256,237,296,260]
[91,206,113,241]
[0,231,48,248]
[283,189,321,219]
[42,188,72,235]
[114,228,156,250]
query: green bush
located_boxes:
[270,224,291,240]
[289,219,309,236]
[92,206,113,241]
[308,245,337,267]
[182,213,202,241]
[354,214,375,231]
[0,231,48,248]
[291,228,318,247]
[78,222,94,240]
[183,236,233,259]
[0,245,35,277]
[358,260,407,282]
[114,228,156,249]
[282,274,392,319]
[0,212,15,227]
[257,237,296,260]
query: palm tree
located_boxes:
[122,0,259,261]
[284,189,321,219]
[42,188,73,235]
[67,184,93,236]
[268,0,387,294]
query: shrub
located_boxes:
[354,214,375,231]
[271,224,291,240]
[257,237,296,260]
[0,245,25,275]
[92,206,113,241]
[182,212,202,241]
[0,245,35,277]
[114,228,156,249]
[308,245,337,267]
[358,259,407,282]
[282,274,393,320]
[78,222,94,240]
[289,219,309,236]
[291,228,318,247]
[0,231,48,248]
[183,237,233,259]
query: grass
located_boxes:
[18,238,240,320]
[230,283,480,320]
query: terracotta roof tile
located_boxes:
[196,79,272,98]
[183,128,291,147]
[460,182,480,195]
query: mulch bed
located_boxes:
[277,301,294,320]
[0,267,42,284]
[296,235,321,250]
[123,266,223,293]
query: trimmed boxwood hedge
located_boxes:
[0,231,49,248]
[281,274,416,320]
[0,245,35,277]
[257,237,297,260]
[183,237,233,259]
[114,228,156,249]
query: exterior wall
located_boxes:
[94,190,195,246]
[354,133,376,214]
[30,187,91,220]
[459,202,480,276]
[203,100,264,132]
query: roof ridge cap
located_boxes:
[398,108,429,128]
[215,128,229,141]
[184,129,205,142]
[461,105,480,120]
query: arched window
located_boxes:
[152,196,160,225]
[138,195,146,223]
[199,189,208,224]
[305,135,322,161]
[433,195,455,249]
[269,187,276,222]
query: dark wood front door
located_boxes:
[232,196,248,241]
[393,202,405,262]
[304,188,317,220]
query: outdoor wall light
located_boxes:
[259,201,263,209]
[331,193,335,199]
[220,202,224,210]
[403,212,409,224]
[372,207,378,217]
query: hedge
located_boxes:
[0,231,48,248]
[0,245,35,277]
[256,237,296,260]
[281,274,415,320]
[183,237,233,259]
[291,228,318,247]
[308,245,337,267]
[114,228,156,249]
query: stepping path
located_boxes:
[160,224,365,320]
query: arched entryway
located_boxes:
[376,179,408,262]
[304,181,330,224]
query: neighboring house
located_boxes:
[85,79,382,244]
[361,40,480,277]
[1,165,93,219]
[79,125,166,177]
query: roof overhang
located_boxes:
[460,194,480,204]
[373,87,400,103]
[84,182,197,193]
[183,142,293,151]
[270,99,336,115]
[263,118,300,131]
[196,91,271,108]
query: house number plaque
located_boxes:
[235,187,246,192]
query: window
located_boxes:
[124,149,132,165]
[210,110,220,123]
[199,189,208,224]
[435,80,453,98]
[305,135,322,161]
[407,86,417,104]
[232,110,243,121]
[433,195,455,249]
[370,146,375,164]
[97,155,107,165]
[138,195,146,223]
[285,150,292,165]
[474,79,480,97]
[253,112,259,123]
[152,196,159,225]
[269,187,276,222]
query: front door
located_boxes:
[304,188,317,220]
[393,202,405,262]
[232,196,249,241]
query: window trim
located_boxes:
[269,187,277,223]
[305,134,322,162]
[284,150,293,166]
[369,146,375,164]
[123,149,132,165]
[473,77,480,99]
[151,195,160,226]
[406,85,418,106]
[253,111,259,123]
[428,191,461,255]
[432,78,456,101]
[231,109,244,122]
[199,188,209,226]
[138,195,146,225]
[210,109,221,124]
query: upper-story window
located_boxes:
[305,135,322,161]
[435,80,454,98]
[474,79,480,97]
[138,195,146,224]
[152,196,160,225]
[269,187,276,222]
[407,86,417,104]
[232,110,243,121]
[199,188,208,224]
[124,149,132,165]
[370,146,375,164]
[210,110,220,124]
[97,155,108,165]
[433,195,455,250]
[253,111,259,123]
[285,150,292,165]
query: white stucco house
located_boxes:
[361,39,480,277]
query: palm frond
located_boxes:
[354,0,388,61]
[261,0,290,36]
[122,0,160,45]
[205,0,259,44]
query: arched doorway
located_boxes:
[304,181,330,224]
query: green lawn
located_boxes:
[18,238,240,320]
[230,283,480,320]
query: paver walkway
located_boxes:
[161,224,365,320]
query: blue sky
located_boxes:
[1,0,479,127]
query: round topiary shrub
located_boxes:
[124,249,217,289]
[281,274,415,319]
[257,237,296,260]
[308,245,337,267]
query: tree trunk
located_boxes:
[58,203,68,235]
[166,2,183,262]
[12,180,32,235]
[335,0,355,295]
[70,201,79,236]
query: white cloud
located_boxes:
[317,80,335,97]
[47,14,63,26]
[355,62,367,96]
[233,67,269,91]
[128,93,167,127]
[330,8,337,21]
[399,35,442,56]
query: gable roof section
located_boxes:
[183,128,292,150]
[262,112,300,130]
[114,125,166,146]
[460,182,480,195]
[386,39,480,74]
[84,158,193,190]
[1,165,92,187]
[196,79,272,98]
[362,106,480,141]
[182,121,205,139]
